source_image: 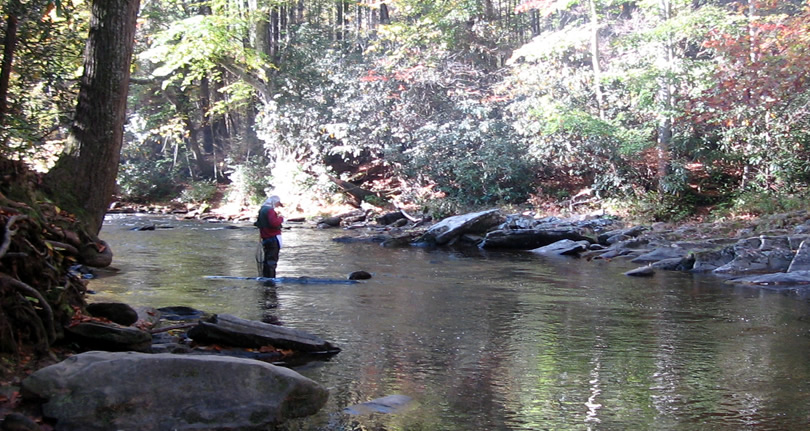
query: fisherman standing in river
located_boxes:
[256,195,284,278]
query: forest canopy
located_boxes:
[2,0,810,222]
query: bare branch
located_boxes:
[0,214,27,259]
[0,272,56,344]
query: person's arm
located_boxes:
[267,209,284,229]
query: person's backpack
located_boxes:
[254,206,271,228]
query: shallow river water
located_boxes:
[92,214,810,430]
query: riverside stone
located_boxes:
[691,247,736,272]
[187,314,340,353]
[529,239,590,256]
[64,322,152,352]
[481,228,593,250]
[651,257,694,271]
[630,247,688,264]
[729,270,810,286]
[625,266,655,277]
[788,240,810,272]
[597,225,646,245]
[421,209,503,246]
[21,351,329,431]
[86,302,138,326]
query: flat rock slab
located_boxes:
[187,314,340,353]
[481,228,594,250]
[204,275,359,284]
[21,351,329,431]
[729,270,810,286]
[530,239,590,256]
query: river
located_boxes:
[92,214,810,430]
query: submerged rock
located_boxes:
[348,270,372,280]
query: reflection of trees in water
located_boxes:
[260,285,280,325]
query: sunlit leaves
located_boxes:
[141,13,260,89]
[685,1,810,190]
[0,0,87,164]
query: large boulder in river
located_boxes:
[418,209,503,246]
[21,351,328,431]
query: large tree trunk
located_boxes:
[0,0,20,125]
[588,0,605,120]
[45,0,140,234]
[656,0,674,193]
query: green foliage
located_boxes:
[404,114,537,206]
[117,159,180,203]
[363,194,388,208]
[223,158,272,207]
[713,190,810,219]
[178,180,217,204]
[0,0,87,166]
[12,0,807,218]
[418,196,475,221]
[621,191,695,223]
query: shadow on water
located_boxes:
[94,214,810,430]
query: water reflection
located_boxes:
[94,214,810,430]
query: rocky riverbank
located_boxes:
[315,206,810,287]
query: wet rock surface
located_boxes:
[21,351,329,431]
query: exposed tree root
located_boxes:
[1,158,91,355]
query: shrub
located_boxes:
[404,117,537,207]
[621,191,696,223]
[117,159,179,203]
[712,189,810,219]
[178,180,217,204]
[223,158,272,207]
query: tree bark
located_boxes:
[44,0,141,234]
[0,0,20,125]
[656,0,674,192]
[380,3,390,25]
[588,0,605,120]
